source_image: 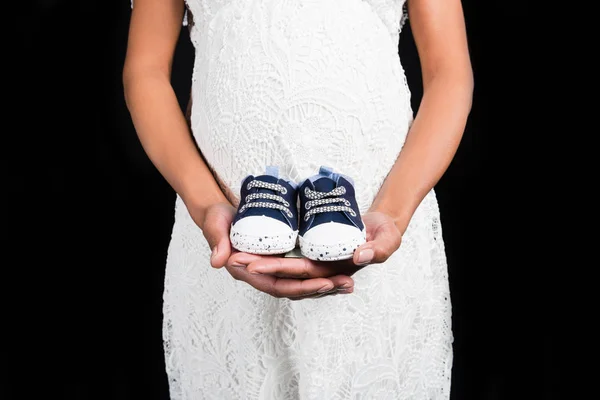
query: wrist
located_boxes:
[369,199,413,235]
[179,176,229,229]
[184,193,230,230]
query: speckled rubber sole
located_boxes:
[230,227,298,255]
[299,229,366,261]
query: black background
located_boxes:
[10,1,554,399]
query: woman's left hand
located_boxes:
[226,211,403,282]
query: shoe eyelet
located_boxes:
[246,183,252,190]
[245,195,250,203]
[350,210,357,217]
[287,211,293,218]
[345,200,351,207]
[280,187,287,195]
[305,202,311,210]
[304,215,310,221]
[340,186,347,194]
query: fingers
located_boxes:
[279,275,355,300]
[226,252,263,268]
[353,223,402,266]
[288,286,354,300]
[226,266,353,299]
[324,274,354,292]
[245,257,341,278]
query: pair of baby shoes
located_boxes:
[230,166,366,261]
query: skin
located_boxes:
[124,0,473,299]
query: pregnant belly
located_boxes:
[190,0,412,205]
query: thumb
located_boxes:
[204,218,233,269]
[209,234,232,269]
[353,225,402,266]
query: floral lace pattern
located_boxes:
[147,0,454,398]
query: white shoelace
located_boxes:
[303,186,356,221]
[238,180,293,218]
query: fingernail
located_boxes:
[317,284,334,293]
[357,249,374,265]
[337,287,354,294]
[339,282,352,289]
[249,266,266,274]
[211,246,218,261]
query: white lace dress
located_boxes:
[137,0,453,398]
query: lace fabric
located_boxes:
[130,0,453,398]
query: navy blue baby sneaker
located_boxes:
[298,166,366,261]
[230,166,299,255]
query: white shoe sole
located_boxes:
[299,224,366,261]
[230,216,298,255]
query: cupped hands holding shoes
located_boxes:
[197,166,403,300]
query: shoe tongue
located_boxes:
[265,166,279,178]
[309,176,349,226]
[255,174,279,185]
[253,165,280,189]
[312,177,336,193]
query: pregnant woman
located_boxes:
[124,0,473,398]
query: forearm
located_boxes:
[370,72,473,233]
[124,70,228,221]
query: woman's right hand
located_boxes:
[192,202,354,300]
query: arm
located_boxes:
[124,0,354,295]
[233,0,473,275]
[369,0,474,233]
[123,0,228,227]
